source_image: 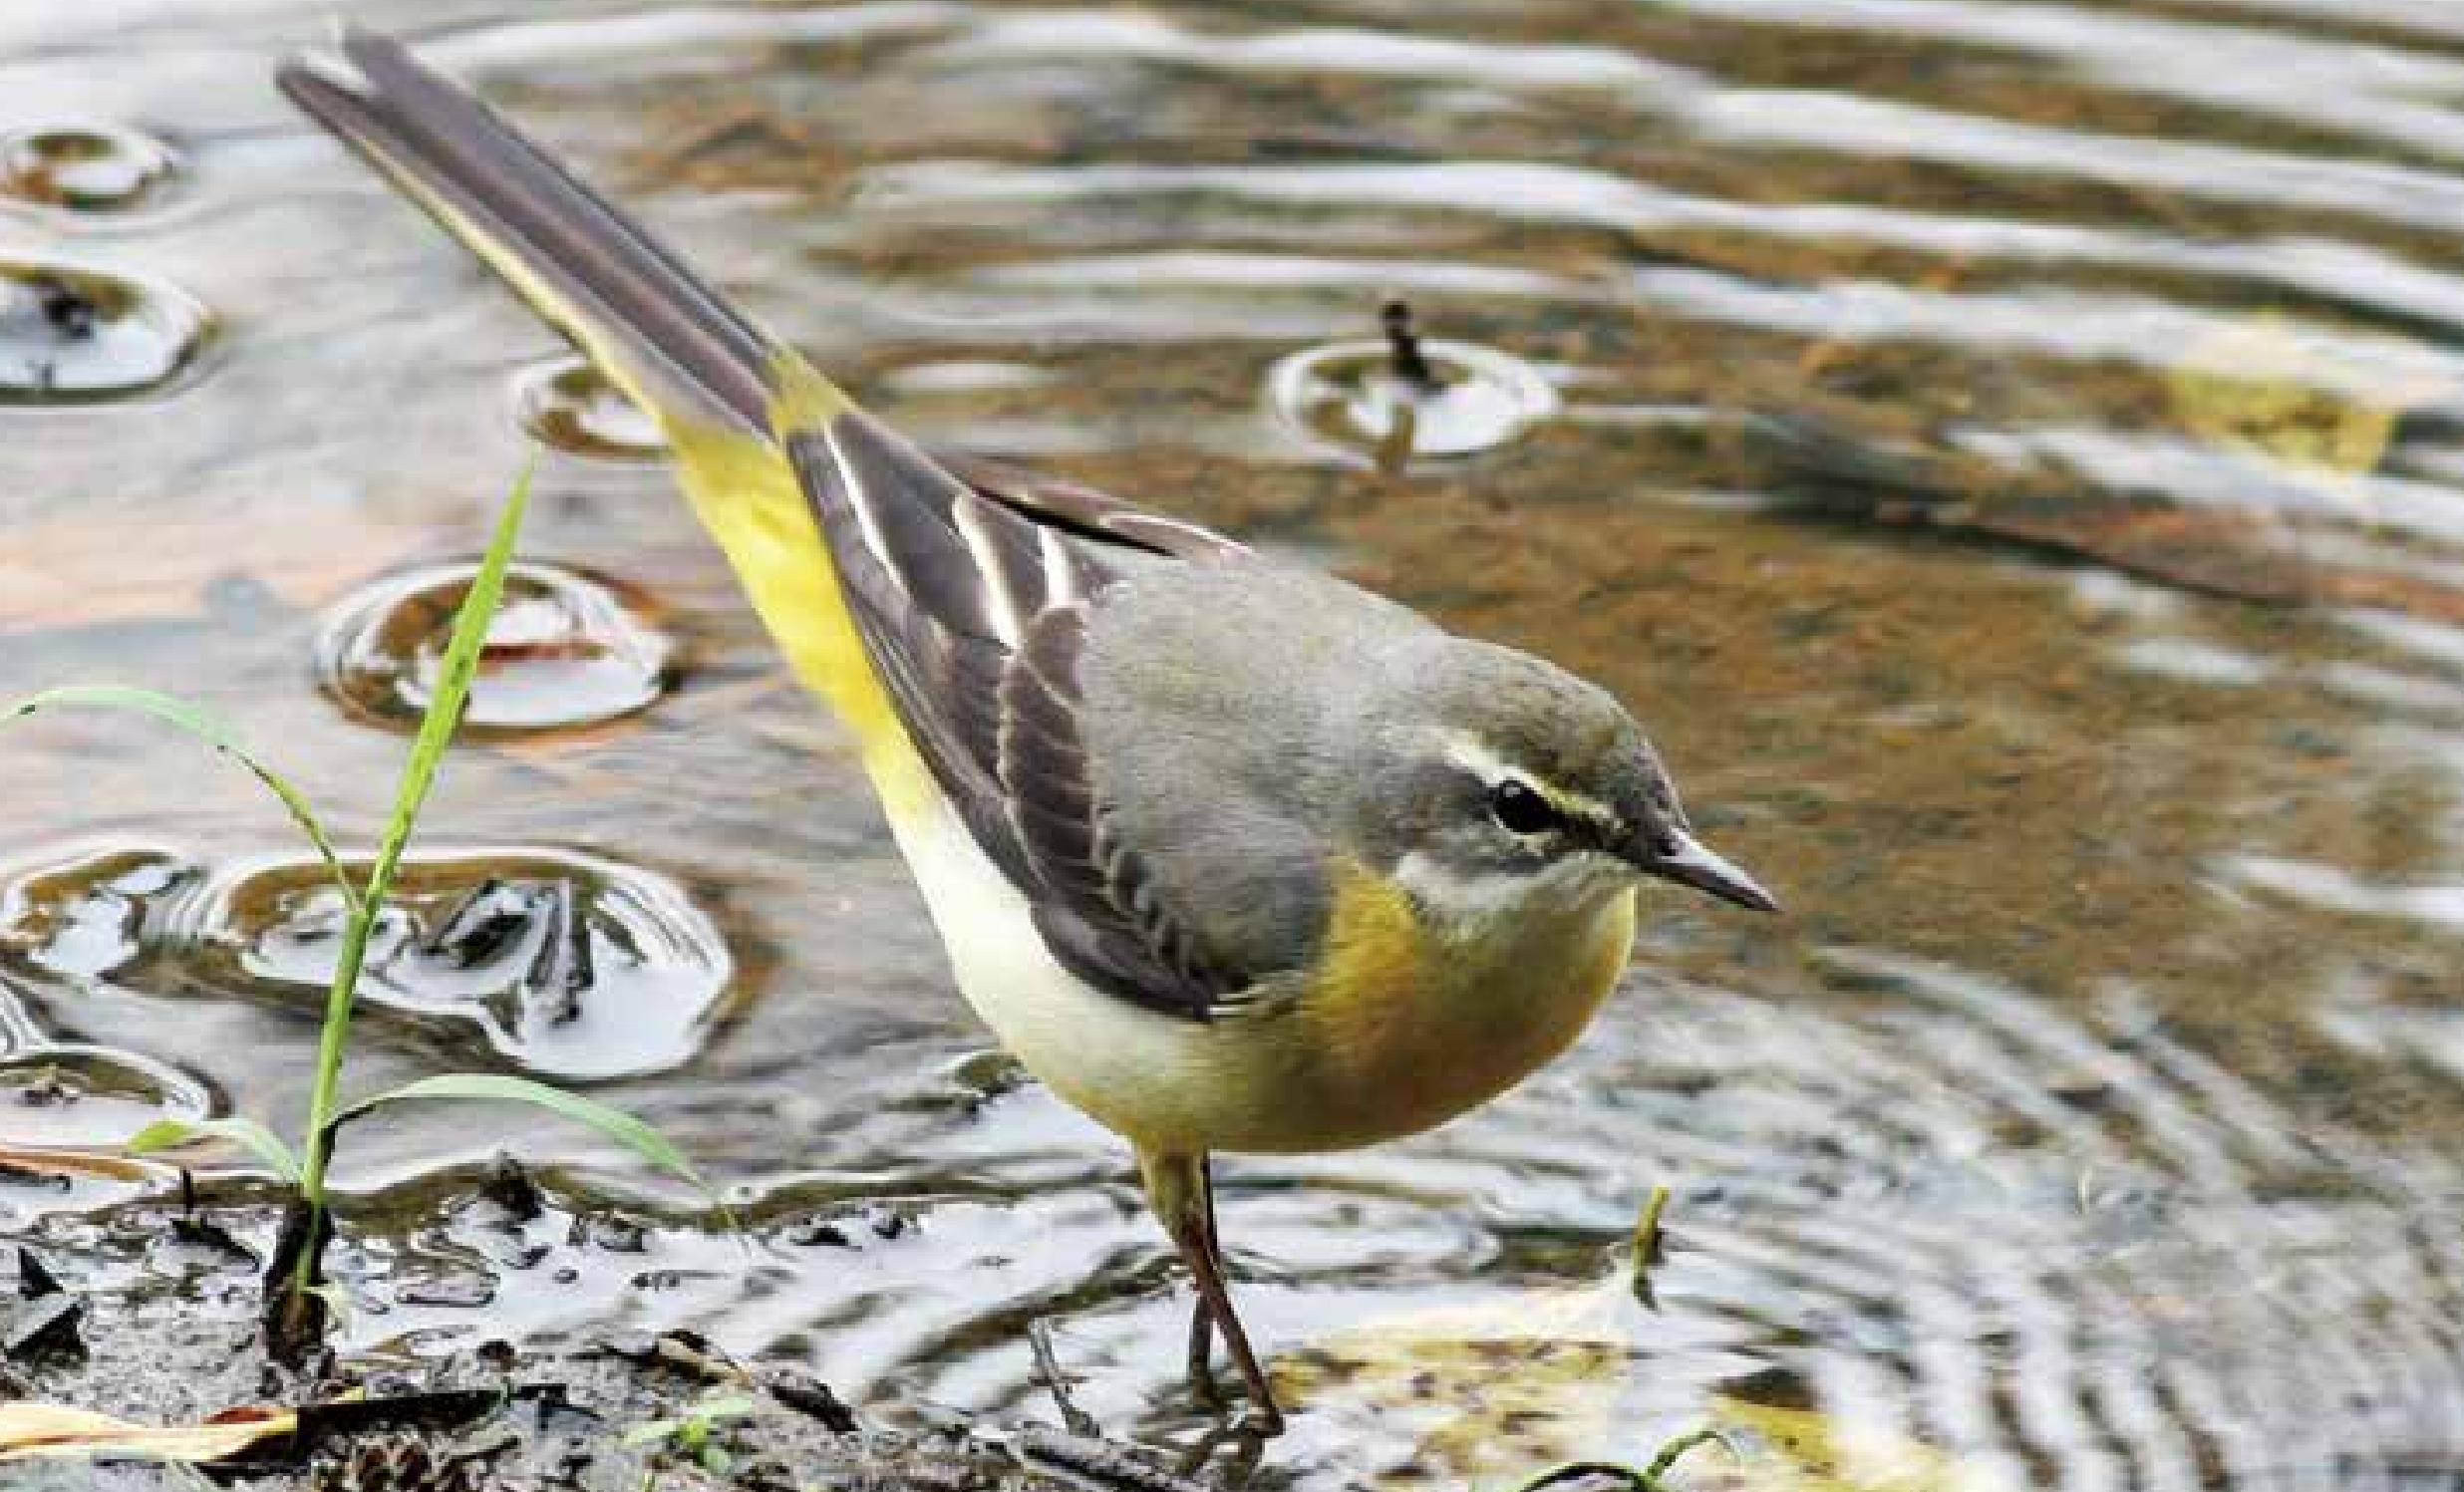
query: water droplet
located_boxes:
[0,260,210,403]
[512,356,666,460]
[0,1044,210,1148]
[1267,338,1559,462]
[0,125,176,211]
[196,848,732,1081]
[0,846,196,981]
[318,561,678,737]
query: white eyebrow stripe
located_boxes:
[1440,732,1619,827]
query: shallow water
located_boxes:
[7,0,2464,1484]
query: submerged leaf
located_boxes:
[1272,1277,1631,1479]
[2167,314,2414,484]
[1711,1398,2003,1492]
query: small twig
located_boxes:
[1382,297,1440,391]
[1028,1319,1102,1438]
[1018,1429,1211,1492]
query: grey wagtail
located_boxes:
[279,30,1776,1433]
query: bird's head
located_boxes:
[1347,637,1777,928]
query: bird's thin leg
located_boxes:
[1173,1206,1283,1435]
[1185,1155,1217,1391]
[1139,1148,1284,1434]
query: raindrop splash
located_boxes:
[512,355,667,460]
[191,847,733,1082]
[0,1045,210,1149]
[318,560,678,737]
[0,260,209,403]
[1267,313,1559,465]
[0,125,176,212]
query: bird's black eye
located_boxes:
[1489,778,1557,835]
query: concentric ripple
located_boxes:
[13,1,2464,1488]
[317,560,678,737]
[0,1044,209,1149]
[0,259,208,402]
[0,124,175,211]
[0,847,215,1153]
[185,847,734,1082]
[0,844,194,982]
[511,355,667,460]
[1267,335,1561,463]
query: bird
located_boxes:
[278,29,1777,1434]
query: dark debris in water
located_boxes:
[32,276,97,341]
[1743,404,2463,615]
[1380,298,1440,393]
[1,1293,83,1362]
[3,1245,83,1365]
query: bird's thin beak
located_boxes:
[1640,829,1779,913]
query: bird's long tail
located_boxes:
[278,28,777,434]
[278,29,917,775]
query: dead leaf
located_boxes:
[1273,1278,1633,1480]
[0,1401,297,1463]
[2166,313,2429,496]
[0,1145,170,1184]
[1710,1398,2014,1492]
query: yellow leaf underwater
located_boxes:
[1708,1398,2011,1492]
[2165,314,2431,492]
[1272,1278,1634,1480]
[0,1402,297,1464]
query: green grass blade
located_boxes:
[370,459,537,909]
[293,455,536,1270]
[129,1116,303,1185]
[333,1072,730,1221]
[0,687,360,915]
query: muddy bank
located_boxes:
[3,1245,1222,1492]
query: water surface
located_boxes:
[6,1,2464,1484]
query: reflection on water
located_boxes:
[7,0,2464,1484]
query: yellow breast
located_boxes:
[1224,860,1638,1153]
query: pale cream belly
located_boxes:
[885,794,1638,1156]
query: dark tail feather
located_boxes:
[277,28,773,432]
